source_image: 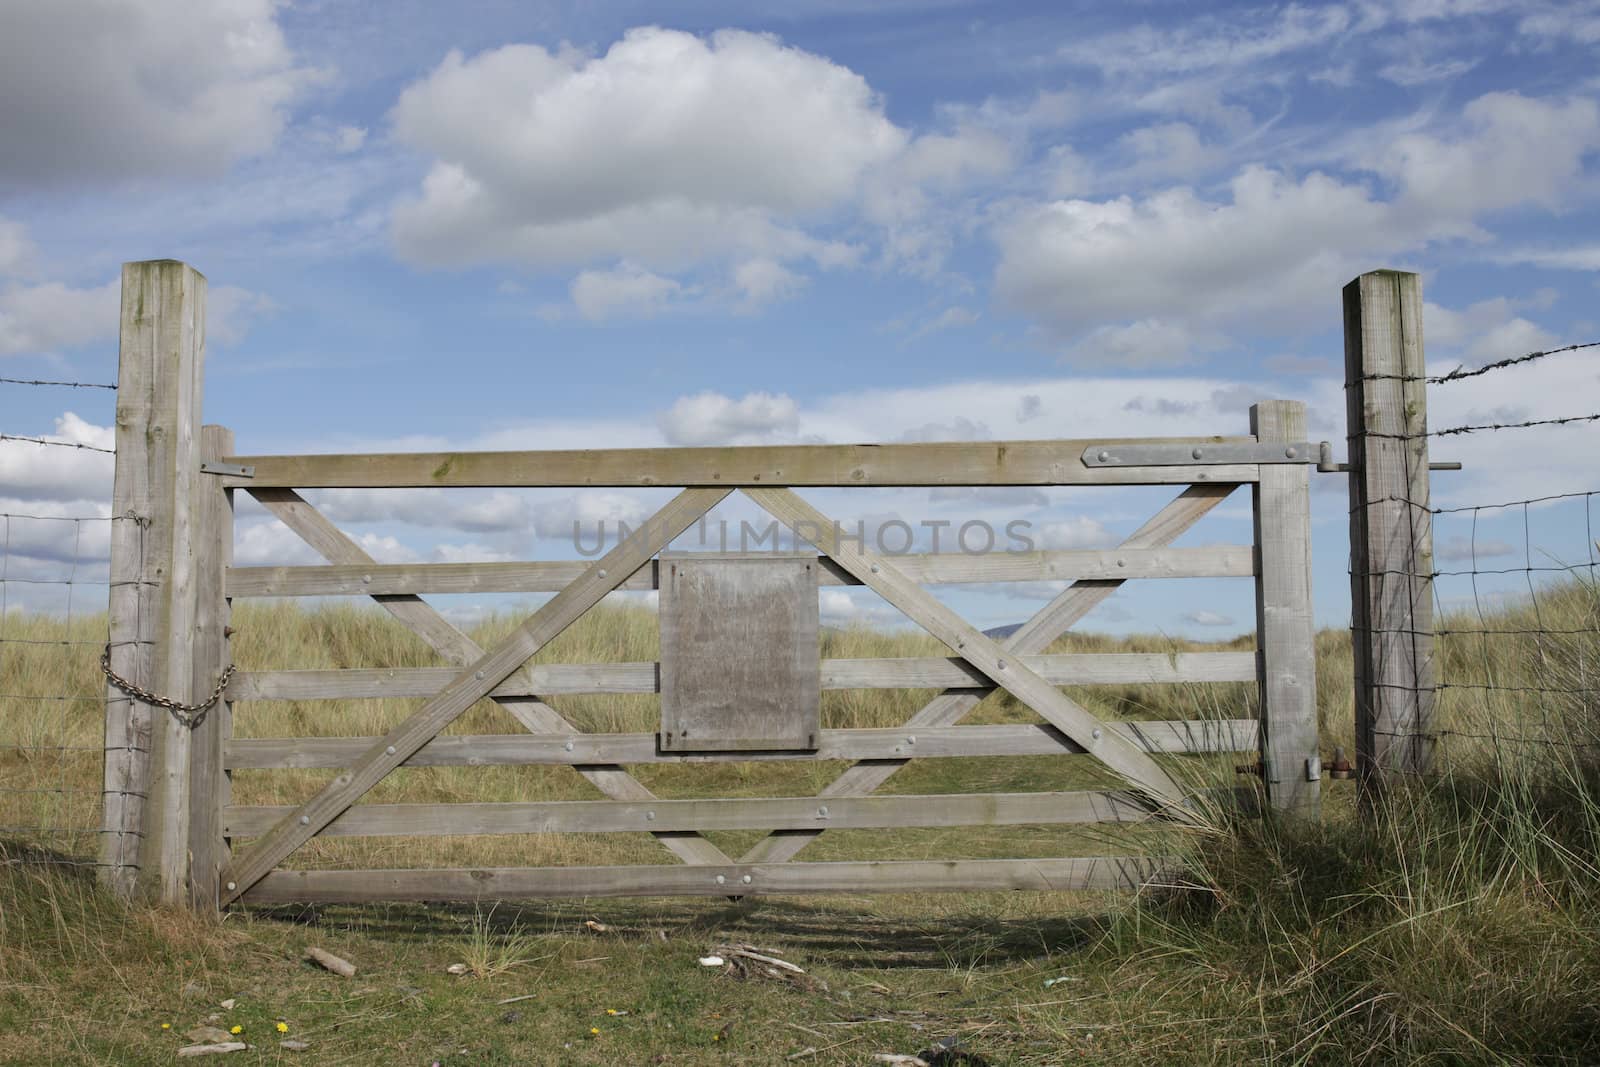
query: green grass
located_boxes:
[2,578,1599,1064]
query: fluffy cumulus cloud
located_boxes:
[389,27,1014,312]
[993,91,1600,362]
[658,391,801,446]
[0,0,313,186]
[0,413,114,502]
[0,218,272,356]
[391,28,906,270]
[0,278,119,356]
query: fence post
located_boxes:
[100,260,208,903]
[1343,270,1436,794]
[1250,400,1320,817]
[188,425,234,911]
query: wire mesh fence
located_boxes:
[1353,340,1600,770]
[1,375,119,868]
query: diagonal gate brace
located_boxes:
[219,487,730,904]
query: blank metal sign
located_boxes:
[658,553,820,752]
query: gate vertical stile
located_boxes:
[188,425,235,911]
[1251,400,1320,817]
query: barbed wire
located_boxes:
[0,433,114,454]
[0,376,115,390]
[1347,329,1600,772]
[1352,340,1600,386]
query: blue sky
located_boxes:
[2,0,1598,636]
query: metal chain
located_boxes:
[99,645,234,729]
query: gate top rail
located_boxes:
[220,436,1266,489]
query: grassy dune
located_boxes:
[1,582,1598,1063]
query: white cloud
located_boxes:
[732,259,808,307]
[570,266,687,322]
[1377,56,1478,85]
[1423,296,1559,367]
[993,91,1600,343]
[1494,245,1600,272]
[658,391,800,446]
[0,218,35,277]
[208,285,277,346]
[1030,517,1115,550]
[1060,319,1212,369]
[897,417,991,443]
[1058,5,1354,76]
[0,219,272,354]
[390,28,907,271]
[430,542,519,564]
[0,279,118,356]
[0,0,314,186]
[0,413,114,503]
[1182,609,1237,627]
[1370,93,1600,229]
[308,488,531,533]
[908,306,980,341]
[335,125,368,154]
[532,491,653,541]
[819,588,902,628]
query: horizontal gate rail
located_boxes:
[241,856,1175,903]
[218,438,1263,488]
[224,788,1155,837]
[228,651,1259,701]
[226,546,1255,597]
[225,720,1261,769]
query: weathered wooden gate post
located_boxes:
[1251,400,1319,817]
[100,260,210,903]
[1343,270,1436,796]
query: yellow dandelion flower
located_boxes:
[230,1025,243,1035]
[160,1023,171,1030]
[605,1009,619,1016]
[713,1033,721,1042]
[276,1022,289,1034]
[589,1027,600,1036]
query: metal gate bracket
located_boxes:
[1082,442,1320,467]
[200,461,255,478]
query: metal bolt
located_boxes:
[869,563,880,574]
[741,875,753,885]
[906,735,916,745]
[1116,558,1126,568]
[362,574,372,584]
[1091,728,1102,740]
[715,874,726,885]
[564,740,574,752]
[817,806,830,819]
[997,659,1007,670]
[474,670,485,680]
[226,881,236,891]
[1097,450,1110,462]
[386,745,396,755]
[299,815,310,825]
[646,811,655,821]
[1192,447,1204,460]
[598,569,607,578]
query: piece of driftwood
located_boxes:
[304,946,356,977]
[177,1043,249,1057]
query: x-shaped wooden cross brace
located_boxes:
[738,483,1233,864]
[219,487,732,904]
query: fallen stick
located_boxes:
[305,946,356,978]
[178,1043,250,1057]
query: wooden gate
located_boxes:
[99,261,1319,909]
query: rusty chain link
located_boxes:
[99,645,234,729]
